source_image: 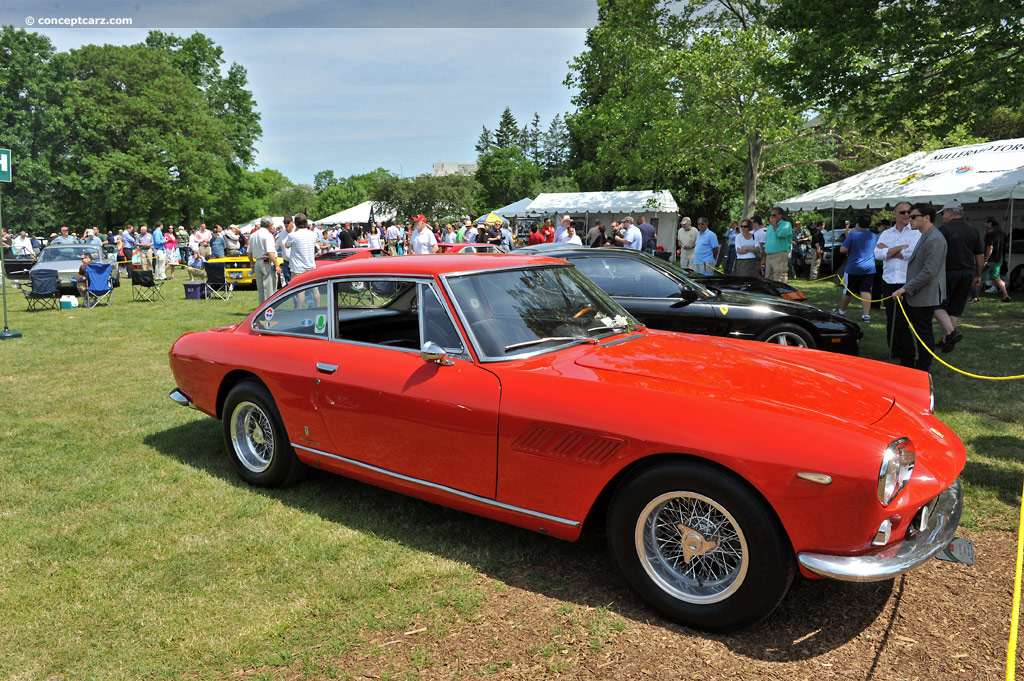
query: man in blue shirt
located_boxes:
[152,222,167,280]
[50,226,79,245]
[693,218,720,273]
[837,214,879,322]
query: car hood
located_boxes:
[574,333,893,425]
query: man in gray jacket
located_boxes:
[893,203,946,372]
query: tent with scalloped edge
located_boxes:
[317,201,395,225]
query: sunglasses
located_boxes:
[896,210,910,215]
[909,213,923,219]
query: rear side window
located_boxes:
[253,283,331,336]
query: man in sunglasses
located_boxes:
[874,201,920,366]
[893,204,946,372]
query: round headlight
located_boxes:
[877,438,915,506]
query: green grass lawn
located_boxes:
[0,274,1020,679]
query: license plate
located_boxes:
[935,536,975,565]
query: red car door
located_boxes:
[313,280,501,499]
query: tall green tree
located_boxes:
[475,146,541,208]
[62,44,234,229]
[0,27,72,232]
[494,107,522,149]
[372,174,482,223]
[766,0,1024,136]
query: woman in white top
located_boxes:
[367,224,382,249]
[733,220,760,278]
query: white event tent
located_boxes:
[494,197,534,219]
[318,200,395,225]
[777,137,1024,286]
[524,190,680,254]
[236,216,286,236]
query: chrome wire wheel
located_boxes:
[229,400,275,473]
[763,329,809,347]
[635,492,749,604]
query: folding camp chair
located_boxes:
[16,269,61,311]
[203,261,234,301]
[83,262,114,307]
[131,268,165,302]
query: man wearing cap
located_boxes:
[615,217,643,250]
[223,224,241,256]
[677,218,696,268]
[338,222,355,249]
[249,216,281,305]
[51,226,79,246]
[934,199,983,352]
[554,215,572,243]
[409,214,438,254]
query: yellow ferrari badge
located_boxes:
[719,305,729,315]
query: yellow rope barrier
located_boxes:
[894,296,1024,381]
[1008,473,1024,680]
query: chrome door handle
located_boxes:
[315,362,338,374]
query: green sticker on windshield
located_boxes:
[314,314,326,334]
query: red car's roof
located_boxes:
[292,254,565,285]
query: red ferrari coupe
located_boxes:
[168,255,965,631]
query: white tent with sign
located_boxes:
[524,190,679,254]
[318,200,395,225]
[777,137,1024,287]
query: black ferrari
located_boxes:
[516,246,862,354]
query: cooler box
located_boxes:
[60,295,79,309]
[184,282,209,300]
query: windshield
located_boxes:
[445,264,641,359]
[39,246,102,262]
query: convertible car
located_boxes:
[168,255,964,631]
[517,246,861,354]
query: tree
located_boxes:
[494,107,522,149]
[766,0,1024,136]
[312,167,396,220]
[373,174,482,223]
[0,28,72,232]
[522,113,543,164]
[62,43,233,229]
[475,125,494,154]
[475,146,542,208]
[313,169,337,193]
[540,114,572,179]
[266,184,315,217]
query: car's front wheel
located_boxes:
[757,322,815,349]
[607,462,795,631]
[222,379,305,487]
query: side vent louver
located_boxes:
[513,425,625,467]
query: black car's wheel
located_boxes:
[1010,265,1024,293]
[222,379,305,487]
[607,462,795,632]
[757,322,815,349]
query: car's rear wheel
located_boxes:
[757,322,815,349]
[222,379,305,487]
[607,462,795,631]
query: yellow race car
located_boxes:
[207,254,284,286]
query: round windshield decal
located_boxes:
[264,307,274,320]
[955,166,973,174]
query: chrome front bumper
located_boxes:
[797,479,962,582]
[169,388,195,409]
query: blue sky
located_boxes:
[7,1,592,185]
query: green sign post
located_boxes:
[0,148,23,340]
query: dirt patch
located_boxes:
[244,529,1018,680]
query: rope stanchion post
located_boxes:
[1008,473,1024,680]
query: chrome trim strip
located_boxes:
[798,478,962,582]
[796,472,833,485]
[169,388,195,409]
[291,443,581,528]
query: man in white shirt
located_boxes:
[616,216,643,250]
[248,216,281,305]
[12,230,34,257]
[676,217,696,268]
[874,201,920,366]
[553,215,572,243]
[276,216,294,285]
[752,216,767,275]
[566,226,583,245]
[409,214,439,254]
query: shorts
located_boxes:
[845,272,874,295]
[983,261,1003,280]
[941,269,975,318]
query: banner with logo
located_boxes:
[778,137,1024,211]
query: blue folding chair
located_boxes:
[84,262,114,307]
[16,269,61,311]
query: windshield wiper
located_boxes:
[504,336,599,352]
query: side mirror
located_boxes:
[421,341,454,366]
[670,287,699,307]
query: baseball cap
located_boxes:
[940,199,963,212]
[413,214,427,223]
